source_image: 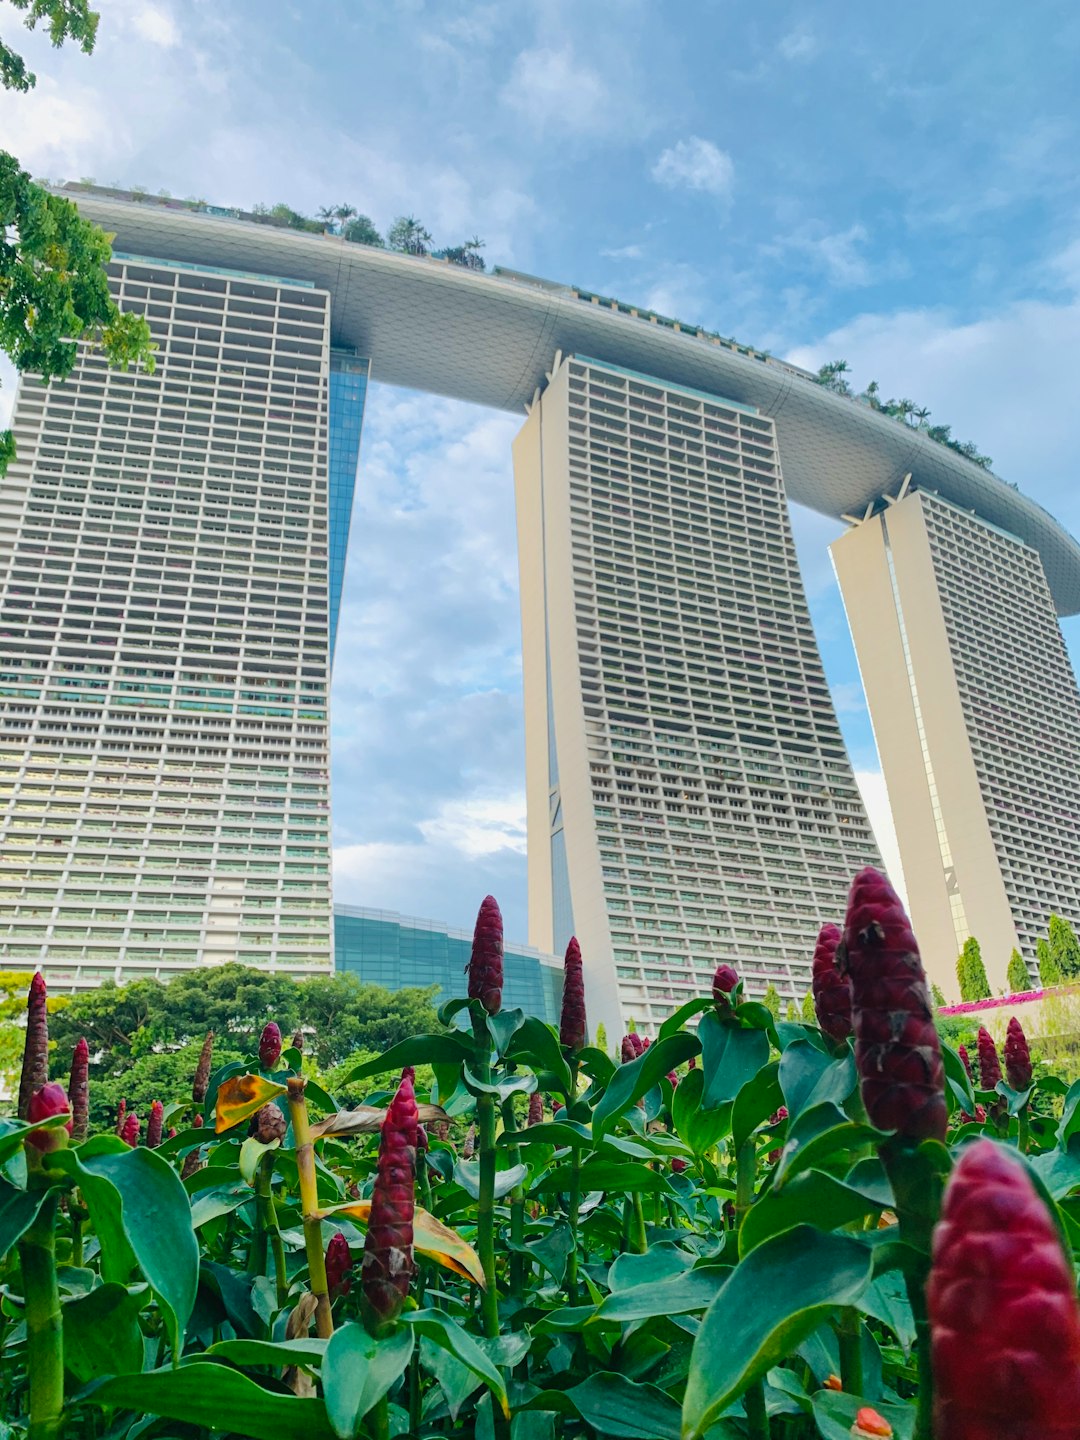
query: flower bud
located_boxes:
[837,867,946,1142]
[1004,1016,1032,1091]
[851,1409,892,1438]
[259,1022,282,1071]
[146,1099,164,1150]
[27,1083,72,1152]
[957,1044,973,1083]
[620,1032,645,1063]
[17,972,49,1121]
[462,1123,476,1159]
[467,895,504,1015]
[811,922,852,1043]
[361,1075,418,1330]
[824,1374,842,1392]
[977,1025,1002,1090]
[120,1112,140,1147]
[671,1157,688,1173]
[292,1028,304,1052]
[192,1030,214,1104]
[712,963,740,1014]
[326,1231,353,1298]
[928,1139,1080,1438]
[69,1037,90,1144]
[559,937,587,1052]
[255,1102,287,1144]
[115,1098,126,1135]
[527,1092,544,1127]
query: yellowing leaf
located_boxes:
[215,1074,288,1134]
[311,1102,449,1140]
[315,1201,486,1288]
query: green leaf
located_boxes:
[607,1241,694,1292]
[731,1061,784,1152]
[592,1032,700,1137]
[0,1114,71,1164]
[323,1323,414,1438]
[63,1282,148,1383]
[740,1170,882,1256]
[566,1373,681,1440]
[658,997,714,1039]
[463,1064,537,1100]
[598,1267,727,1322]
[421,1333,484,1420]
[190,1182,253,1230]
[779,1041,856,1119]
[672,1066,732,1155]
[438,996,476,1027]
[403,1309,508,1417]
[487,1007,526,1055]
[505,1119,591,1149]
[1031,1133,1080,1199]
[772,1103,883,1188]
[533,1159,671,1196]
[505,1018,574,1100]
[341,1034,474,1084]
[698,1012,770,1109]
[54,1138,198,1355]
[682,1226,874,1439]
[940,1041,976,1115]
[0,1176,48,1260]
[810,1390,915,1440]
[578,1046,617,1085]
[239,1136,279,1183]
[523,1219,575,1284]
[859,1273,916,1353]
[78,1363,335,1440]
[453,1159,527,1201]
[207,1337,328,1369]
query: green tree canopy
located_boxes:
[761,983,781,1019]
[1007,949,1032,994]
[800,990,816,1024]
[1,5,155,475]
[956,937,991,1002]
[1048,915,1080,981]
[387,215,433,255]
[1038,936,1063,986]
[930,982,946,1009]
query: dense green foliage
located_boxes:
[955,936,991,1001]
[1049,913,1080,980]
[1007,947,1032,993]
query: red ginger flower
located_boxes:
[977,1025,1002,1089]
[559,936,587,1051]
[325,1231,352,1297]
[192,1031,214,1104]
[957,1044,973,1083]
[259,1022,282,1071]
[146,1099,164,1150]
[811,922,852,1043]
[17,972,49,1121]
[120,1112,140,1146]
[928,1139,1080,1439]
[712,963,740,1013]
[671,1157,688,1173]
[27,1083,72,1152]
[361,1074,418,1330]
[1004,1016,1032,1091]
[69,1037,89,1144]
[621,1032,644,1063]
[467,895,504,1015]
[837,866,946,1142]
[527,1092,544,1127]
[115,1098,127,1135]
[767,1106,789,1165]
[851,1409,892,1438]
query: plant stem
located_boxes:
[735,1138,756,1227]
[838,1308,863,1395]
[70,1198,85,1269]
[287,1076,333,1339]
[743,1378,769,1440]
[500,1090,527,1301]
[370,1394,390,1440]
[472,1017,500,1338]
[629,1192,648,1254]
[253,1152,288,1305]
[882,1140,941,1440]
[21,1191,63,1440]
[1018,1105,1031,1154]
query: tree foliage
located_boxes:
[1048,914,1080,981]
[386,215,433,256]
[1038,936,1063,986]
[761,982,781,1019]
[0,3,155,475]
[1007,948,1032,994]
[956,936,991,1001]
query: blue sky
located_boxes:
[2,0,1080,943]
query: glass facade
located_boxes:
[327,353,369,661]
[334,904,563,1023]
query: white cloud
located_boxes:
[769,222,882,288]
[830,681,866,715]
[601,243,644,260]
[499,46,609,136]
[855,770,908,908]
[778,27,818,62]
[0,76,123,177]
[651,137,734,198]
[419,794,527,859]
[126,2,180,48]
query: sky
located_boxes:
[2,0,1080,944]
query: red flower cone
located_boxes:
[811,922,852,1043]
[467,895,504,1015]
[361,1074,419,1331]
[712,963,740,1014]
[527,1092,544,1127]
[1004,1017,1032,1091]
[115,1098,126,1136]
[192,1031,214,1104]
[17,972,49,1121]
[325,1231,353,1298]
[559,937,587,1051]
[259,1022,282,1071]
[120,1112,140,1147]
[957,1044,974,1084]
[977,1026,1002,1089]
[621,1032,645,1063]
[27,1083,72,1152]
[69,1037,89,1144]
[837,866,946,1142]
[928,1139,1080,1438]
[146,1099,164,1150]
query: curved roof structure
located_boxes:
[66,187,1080,615]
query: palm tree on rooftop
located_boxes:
[388,215,433,256]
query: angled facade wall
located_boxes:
[515,355,880,1036]
[832,488,1080,995]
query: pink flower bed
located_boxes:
[939,988,1046,1016]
